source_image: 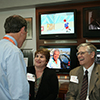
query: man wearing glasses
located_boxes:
[66,43,100,100]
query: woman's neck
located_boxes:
[35,66,45,78]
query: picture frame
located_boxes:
[83,6,100,38]
[25,17,33,39]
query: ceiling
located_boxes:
[0,0,98,11]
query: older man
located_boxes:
[66,43,100,100]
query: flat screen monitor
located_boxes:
[39,9,77,39]
[93,45,100,64]
[83,6,100,38]
[96,49,100,64]
[40,45,78,74]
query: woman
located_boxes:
[27,48,59,100]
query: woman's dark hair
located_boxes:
[4,15,27,33]
[35,48,50,62]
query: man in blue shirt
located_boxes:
[0,15,29,100]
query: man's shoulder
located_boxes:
[70,66,82,74]
[0,40,20,55]
[96,64,100,71]
[96,64,100,67]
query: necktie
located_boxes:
[80,70,88,100]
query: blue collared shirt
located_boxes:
[4,35,18,46]
[0,35,29,100]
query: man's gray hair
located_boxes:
[77,43,97,58]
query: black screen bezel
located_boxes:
[39,45,78,74]
[39,9,77,40]
[83,6,100,38]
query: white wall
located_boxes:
[0,8,36,53]
[0,0,71,9]
[0,0,96,10]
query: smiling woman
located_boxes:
[27,48,59,100]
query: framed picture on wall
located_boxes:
[25,17,33,39]
[83,6,100,38]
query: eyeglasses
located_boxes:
[76,51,88,56]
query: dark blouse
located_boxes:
[27,66,59,100]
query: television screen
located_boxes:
[93,45,100,64]
[83,6,100,38]
[39,9,77,39]
[47,48,71,69]
[40,45,78,74]
[96,49,100,64]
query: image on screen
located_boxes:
[88,10,100,30]
[95,49,100,64]
[46,48,71,69]
[87,9,100,30]
[41,12,75,35]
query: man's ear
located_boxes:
[20,27,25,34]
[21,27,25,32]
[91,51,95,58]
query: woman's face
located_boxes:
[34,53,47,68]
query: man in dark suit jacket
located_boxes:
[66,43,100,100]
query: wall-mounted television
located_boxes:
[39,9,77,39]
[94,45,100,64]
[83,6,100,38]
[96,49,100,64]
[40,45,78,74]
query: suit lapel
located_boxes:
[77,66,84,94]
[89,64,98,95]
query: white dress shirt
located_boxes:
[83,63,95,100]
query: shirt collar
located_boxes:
[83,63,94,75]
[5,35,18,46]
